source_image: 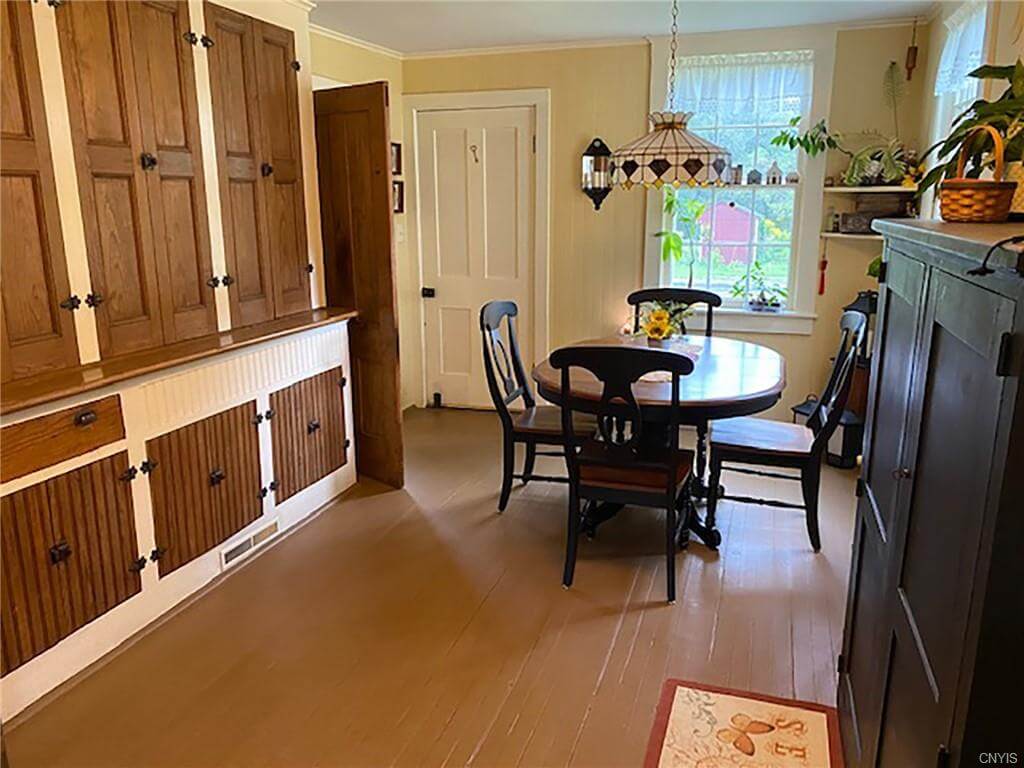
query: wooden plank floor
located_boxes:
[4,408,856,767]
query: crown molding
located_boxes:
[282,0,316,13]
[309,24,404,59]
[402,36,648,60]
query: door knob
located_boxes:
[891,467,912,480]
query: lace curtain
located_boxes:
[670,50,814,118]
[934,1,987,97]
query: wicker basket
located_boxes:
[939,125,1017,223]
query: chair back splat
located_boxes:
[480,301,535,426]
[627,288,723,336]
[808,310,867,455]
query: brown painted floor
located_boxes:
[4,408,856,768]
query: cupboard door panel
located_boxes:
[147,402,261,577]
[1,0,79,381]
[270,368,347,503]
[127,0,216,343]
[254,21,310,317]
[57,0,163,356]
[46,453,140,636]
[1,484,68,676]
[205,2,275,327]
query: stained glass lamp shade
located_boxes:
[611,111,731,190]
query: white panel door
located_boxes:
[418,106,534,409]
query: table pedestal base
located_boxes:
[579,483,721,551]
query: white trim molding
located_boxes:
[403,89,552,407]
[309,23,404,59]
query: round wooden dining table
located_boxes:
[531,333,786,547]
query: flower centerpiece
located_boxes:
[639,301,695,344]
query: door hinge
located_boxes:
[996,332,1014,376]
[291,59,301,71]
[140,458,159,474]
[128,556,147,573]
[85,292,104,308]
[532,135,536,153]
[150,546,167,562]
[837,653,845,674]
[877,260,888,284]
[183,31,199,46]
[49,540,72,565]
[119,466,138,483]
[200,34,214,48]
[60,294,81,311]
[936,745,951,768]
[855,477,865,498]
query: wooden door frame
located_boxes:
[404,89,551,408]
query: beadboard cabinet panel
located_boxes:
[146,401,262,577]
[270,367,347,503]
[0,453,141,677]
[254,20,311,318]
[204,2,275,327]
[56,0,164,357]
[0,0,80,381]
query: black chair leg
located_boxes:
[706,452,723,531]
[522,442,537,485]
[694,421,708,495]
[800,459,822,552]
[563,489,581,589]
[665,502,676,604]
[498,432,515,512]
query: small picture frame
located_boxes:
[392,180,404,213]
[390,142,402,175]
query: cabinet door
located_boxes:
[1,0,80,381]
[127,0,217,343]
[56,0,164,356]
[1,452,141,676]
[254,20,311,317]
[204,2,275,327]
[839,249,926,766]
[147,402,262,576]
[874,271,1015,767]
[270,367,348,503]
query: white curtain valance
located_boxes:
[934,1,988,97]
[671,49,814,115]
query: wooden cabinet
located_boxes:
[205,2,310,326]
[270,367,348,503]
[1,0,80,381]
[839,221,1024,768]
[1,452,142,675]
[56,0,216,357]
[145,401,262,576]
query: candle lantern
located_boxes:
[581,138,613,210]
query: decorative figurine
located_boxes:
[746,168,763,185]
[730,165,744,185]
[785,170,800,184]
[766,161,784,185]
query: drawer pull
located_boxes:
[209,468,227,487]
[307,418,321,435]
[49,540,72,565]
[74,409,98,427]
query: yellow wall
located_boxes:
[308,30,422,407]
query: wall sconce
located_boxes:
[581,138,612,210]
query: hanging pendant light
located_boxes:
[611,0,731,189]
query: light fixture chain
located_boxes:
[667,0,679,108]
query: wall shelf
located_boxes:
[824,186,916,194]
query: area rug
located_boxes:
[644,679,844,768]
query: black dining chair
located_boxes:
[480,301,595,512]
[705,311,867,551]
[627,287,723,497]
[627,287,723,337]
[551,345,696,603]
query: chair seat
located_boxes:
[710,416,814,456]
[512,406,594,436]
[578,443,694,493]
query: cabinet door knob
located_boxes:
[74,409,98,427]
[49,540,72,565]
[891,467,912,480]
[140,152,158,171]
[85,292,104,308]
[260,162,274,177]
[307,418,321,435]
[209,468,227,487]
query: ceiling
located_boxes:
[309,1,936,56]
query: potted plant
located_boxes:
[639,301,694,344]
[916,59,1023,219]
[731,261,787,312]
[653,188,707,287]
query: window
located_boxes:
[661,50,813,306]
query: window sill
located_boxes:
[688,307,816,336]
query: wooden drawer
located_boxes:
[270,367,348,503]
[1,452,142,675]
[1,396,125,483]
[146,401,263,577]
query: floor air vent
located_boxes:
[221,520,279,570]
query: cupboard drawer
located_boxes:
[1,396,125,483]
[1,452,141,675]
[270,367,348,503]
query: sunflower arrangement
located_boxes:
[639,301,694,341]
